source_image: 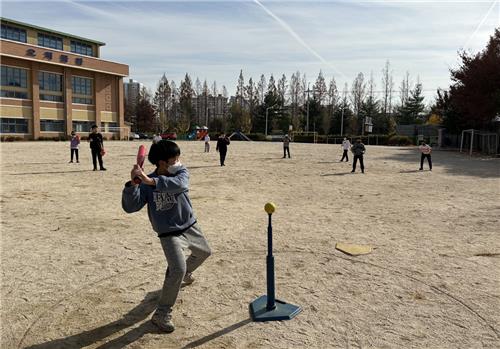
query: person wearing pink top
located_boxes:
[419,141,432,171]
[69,130,80,163]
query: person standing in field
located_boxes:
[419,141,432,171]
[283,134,291,158]
[69,130,80,163]
[351,138,366,173]
[88,124,106,171]
[204,134,210,153]
[216,133,230,166]
[340,137,351,162]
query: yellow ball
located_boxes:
[264,202,276,214]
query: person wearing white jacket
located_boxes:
[419,141,432,171]
[340,137,351,162]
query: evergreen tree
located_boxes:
[178,73,194,132]
[398,83,425,124]
[314,70,327,105]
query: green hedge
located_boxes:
[246,133,267,141]
[388,135,413,146]
[0,136,24,142]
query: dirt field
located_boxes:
[1,140,499,349]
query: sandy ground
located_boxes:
[1,140,499,349]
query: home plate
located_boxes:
[335,243,373,256]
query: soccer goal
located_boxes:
[460,129,499,155]
[291,131,318,143]
[104,126,131,140]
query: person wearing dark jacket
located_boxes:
[350,138,366,173]
[216,133,230,166]
[88,124,106,171]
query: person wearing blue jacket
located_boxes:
[122,140,211,333]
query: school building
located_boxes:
[0,18,129,140]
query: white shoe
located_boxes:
[183,272,195,285]
[151,311,175,333]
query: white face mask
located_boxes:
[167,161,182,174]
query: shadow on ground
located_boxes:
[383,147,500,178]
[181,318,252,349]
[25,291,161,349]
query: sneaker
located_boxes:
[100,168,107,171]
[69,161,73,163]
[351,170,355,173]
[76,161,80,163]
[93,168,97,171]
[151,311,175,333]
[183,272,195,285]
[419,168,423,171]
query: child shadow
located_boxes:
[321,172,351,176]
[181,318,252,348]
[399,169,425,173]
[25,290,161,349]
[12,170,95,175]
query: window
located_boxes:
[101,122,118,132]
[1,24,27,43]
[0,90,28,99]
[70,40,94,57]
[38,33,63,50]
[72,76,93,104]
[41,120,64,132]
[0,66,29,99]
[38,71,63,102]
[1,66,28,88]
[73,121,94,132]
[0,118,28,133]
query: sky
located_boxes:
[2,0,499,104]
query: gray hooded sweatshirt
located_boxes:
[122,166,196,237]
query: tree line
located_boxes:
[127,28,499,137]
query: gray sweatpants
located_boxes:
[157,224,211,313]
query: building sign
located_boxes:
[25,48,84,66]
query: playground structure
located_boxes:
[460,129,499,156]
[188,126,209,140]
[229,131,252,141]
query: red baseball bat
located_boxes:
[133,145,147,184]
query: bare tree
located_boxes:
[350,72,366,117]
[325,76,338,134]
[153,73,171,132]
[399,71,411,108]
[194,78,202,97]
[211,81,218,97]
[236,69,245,107]
[381,60,394,117]
[277,74,287,107]
[288,71,301,131]
[257,74,266,104]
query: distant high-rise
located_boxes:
[124,78,143,110]
[191,94,228,126]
